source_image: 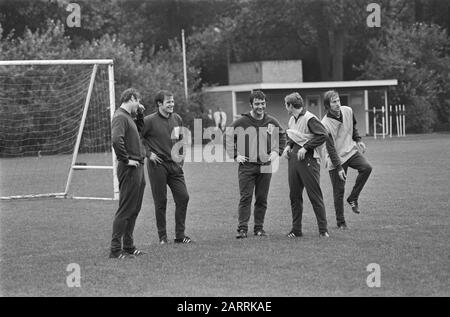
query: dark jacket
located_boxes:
[225,112,286,164]
[111,108,145,164]
[142,111,184,163]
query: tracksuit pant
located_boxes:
[111,161,146,254]
[329,151,372,226]
[237,163,272,232]
[147,160,189,240]
[288,145,328,234]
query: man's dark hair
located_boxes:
[120,88,141,104]
[284,92,304,109]
[154,90,174,107]
[249,90,266,104]
[323,90,339,110]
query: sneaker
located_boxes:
[236,230,247,239]
[337,223,348,230]
[159,236,168,244]
[254,229,267,237]
[174,236,193,244]
[109,251,135,259]
[287,231,303,238]
[319,232,330,238]
[125,248,146,256]
[347,199,360,214]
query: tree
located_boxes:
[0,20,204,155]
[414,0,450,32]
[358,21,450,132]
[193,0,318,82]
[195,0,377,82]
[187,17,237,85]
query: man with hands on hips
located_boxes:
[110,88,147,259]
[142,90,192,245]
[226,90,286,239]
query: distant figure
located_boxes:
[207,109,213,121]
[205,108,215,128]
[213,107,227,132]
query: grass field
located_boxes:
[1,133,449,297]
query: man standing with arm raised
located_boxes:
[110,88,146,259]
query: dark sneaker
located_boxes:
[254,229,267,237]
[287,231,303,238]
[159,236,169,245]
[109,251,135,259]
[337,223,348,230]
[347,199,360,214]
[174,236,193,244]
[236,230,247,239]
[125,249,146,256]
[319,232,330,238]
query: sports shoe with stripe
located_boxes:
[287,231,303,238]
[160,236,169,244]
[174,236,193,244]
[109,251,135,259]
[319,232,330,238]
[236,230,247,239]
[347,199,360,214]
[125,249,146,256]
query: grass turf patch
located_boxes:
[1,133,449,296]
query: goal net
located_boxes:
[0,60,118,200]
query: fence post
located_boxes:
[373,107,377,139]
[389,105,392,138]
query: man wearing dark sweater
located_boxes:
[282,92,330,238]
[110,88,146,259]
[225,90,286,239]
[142,90,192,244]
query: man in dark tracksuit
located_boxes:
[225,90,286,238]
[282,92,330,238]
[110,88,146,259]
[321,90,372,229]
[142,90,191,244]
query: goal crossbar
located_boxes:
[0,59,113,66]
[72,166,114,170]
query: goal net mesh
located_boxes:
[0,64,114,199]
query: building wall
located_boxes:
[235,91,250,117]
[233,89,367,134]
[349,92,366,136]
[235,90,294,128]
[229,62,263,85]
[262,60,303,83]
[229,60,303,85]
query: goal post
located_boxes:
[0,59,119,200]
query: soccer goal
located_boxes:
[0,59,119,200]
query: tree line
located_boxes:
[0,0,449,136]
